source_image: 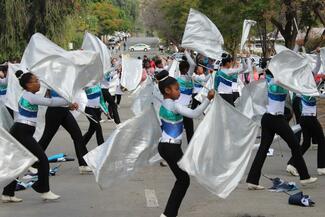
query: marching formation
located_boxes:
[1,8,325,217]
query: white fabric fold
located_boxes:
[178,94,259,198]
[268,50,319,96]
[181,8,224,60]
[83,105,161,189]
[0,127,37,189]
[81,32,111,75]
[240,20,256,51]
[121,55,142,91]
[235,79,268,121]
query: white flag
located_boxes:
[0,127,37,189]
[181,8,224,60]
[320,47,325,71]
[240,20,257,51]
[82,32,111,75]
[179,94,259,198]
[235,79,268,121]
[23,33,103,102]
[168,60,180,78]
[121,55,142,91]
[268,50,319,96]
[274,44,290,54]
[83,105,161,189]
[0,102,13,131]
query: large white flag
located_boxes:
[6,63,22,111]
[83,105,161,189]
[268,50,319,96]
[320,47,325,70]
[81,32,111,75]
[181,8,224,60]
[235,79,268,121]
[240,20,257,51]
[0,127,37,189]
[179,94,259,198]
[23,33,103,102]
[0,102,13,131]
[121,55,142,91]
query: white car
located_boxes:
[129,43,151,52]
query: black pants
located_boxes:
[3,123,50,196]
[158,142,190,217]
[38,107,88,166]
[102,88,121,124]
[114,94,122,105]
[191,93,201,110]
[183,116,193,144]
[83,107,104,146]
[220,93,234,106]
[246,113,310,185]
[288,116,325,168]
[232,91,240,102]
[292,96,302,144]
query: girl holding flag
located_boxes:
[2,70,78,202]
[156,70,215,217]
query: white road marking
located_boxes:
[145,189,159,207]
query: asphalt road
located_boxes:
[0,93,325,217]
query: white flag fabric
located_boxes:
[320,47,325,70]
[240,20,257,51]
[6,63,22,111]
[83,105,161,189]
[195,71,216,103]
[0,127,37,189]
[179,94,259,198]
[168,60,180,78]
[274,44,290,54]
[235,79,267,121]
[81,32,111,75]
[23,33,103,102]
[268,50,319,96]
[130,77,154,115]
[0,102,13,131]
[121,55,143,91]
[181,8,224,60]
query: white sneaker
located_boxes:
[286,164,299,177]
[160,214,167,217]
[317,168,325,175]
[79,166,92,174]
[28,166,38,174]
[247,183,265,190]
[300,177,318,186]
[41,191,60,201]
[1,195,23,203]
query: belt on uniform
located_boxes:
[301,113,316,116]
[159,138,182,144]
[267,112,284,116]
[16,120,36,127]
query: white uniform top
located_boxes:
[100,70,118,89]
[16,91,68,126]
[159,98,209,143]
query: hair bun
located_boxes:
[15,70,24,79]
[155,70,169,82]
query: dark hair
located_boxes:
[15,70,34,89]
[155,70,178,95]
[143,59,150,68]
[265,69,273,78]
[0,64,8,72]
[221,53,233,66]
[179,60,190,74]
[155,59,162,66]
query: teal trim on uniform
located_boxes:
[159,106,183,123]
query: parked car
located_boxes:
[129,43,151,52]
